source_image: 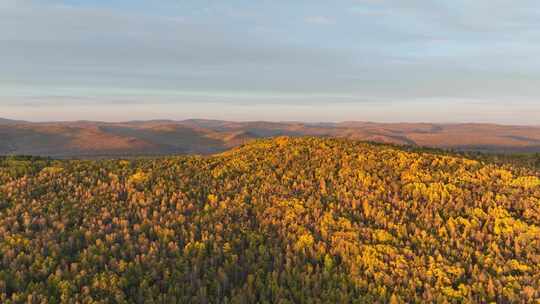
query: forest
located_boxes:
[1,137,539,303]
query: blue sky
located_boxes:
[1,0,539,123]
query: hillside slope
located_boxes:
[1,137,539,302]
[1,119,540,157]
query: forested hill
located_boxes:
[1,137,540,303]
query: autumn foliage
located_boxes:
[0,137,539,303]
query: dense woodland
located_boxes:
[1,137,539,303]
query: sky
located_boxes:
[1,0,539,124]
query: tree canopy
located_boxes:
[1,137,539,303]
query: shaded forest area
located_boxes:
[1,137,539,303]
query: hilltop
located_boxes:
[1,119,540,157]
[1,137,539,302]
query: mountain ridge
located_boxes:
[1,118,540,157]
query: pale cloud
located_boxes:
[304,16,334,25]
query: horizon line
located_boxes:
[2,117,540,128]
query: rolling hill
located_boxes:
[0,137,539,302]
[0,118,26,125]
[1,119,540,157]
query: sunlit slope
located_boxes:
[1,137,539,303]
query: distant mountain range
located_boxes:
[1,118,540,157]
